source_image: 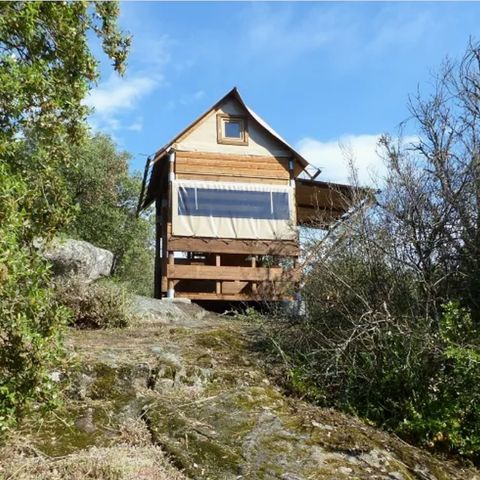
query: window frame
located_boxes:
[177,186,290,220]
[216,114,249,145]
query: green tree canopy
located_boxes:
[0,1,130,432]
[0,1,130,237]
[64,133,154,296]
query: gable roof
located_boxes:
[141,87,359,213]
[151,87,310,170]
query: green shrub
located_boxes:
[0,1,129,435]
[266,277,480,462]
[63,134,154,297]
[112,217,154,297]
[0,165,70,433]
[55,279,131,329]
[398,302,480,461]
[262,233,480,461]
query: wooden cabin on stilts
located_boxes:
[138,88,358,302]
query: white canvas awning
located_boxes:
[172,180,297,240]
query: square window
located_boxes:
[217,114,248,145]
[224,120,242,138]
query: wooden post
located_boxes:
[289,158,295,186]
[167,252,175,298]
[215,254,221,295]
[161,197,168,295]
[251,255,257,294]
[154,198,162,299]
[166,150,176,299]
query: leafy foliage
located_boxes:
[63,134,154,296]
[399,302,480,461]
[0,2,129,432]
[0,2,130,237]
[266,41,480,463]
[0,164,69,432]
[55,279,131,330]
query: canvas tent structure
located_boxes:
[139,87,360,301]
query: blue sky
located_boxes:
[86,1,480,185]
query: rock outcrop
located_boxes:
[1,297,478,480]
[43,238,113,282]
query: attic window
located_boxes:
[217,114,248,145]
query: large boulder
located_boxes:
[43,238,114,282]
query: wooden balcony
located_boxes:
[162,254,298,301]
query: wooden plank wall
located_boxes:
[175,151,291,184]
[155,149,299,301]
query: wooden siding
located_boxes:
[175,151,290,184]
[176,173,288,185]
[167,236,299,256]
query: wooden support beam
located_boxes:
[167,251,175,297]
[167,236,299,256]
[154,198,162,299]
[167,264,296,282]
[174,292,294,301]
[215,254,221,295]
[251,255,257,294]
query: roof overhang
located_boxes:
[138,87,373,219]
[295,178,373,228]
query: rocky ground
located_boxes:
[1,297,478,479]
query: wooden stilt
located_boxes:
[215,254,221,294]
[167,251,175,298]
[154,198,162,299]
[251,255,257,294]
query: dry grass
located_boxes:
[0,444,188,480]
[0,419,188,480]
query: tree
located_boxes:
[0,2,130,237]
[64,133,154,296]
[380,41,480,319]
[0,2,130,431]
[267,41,480,461]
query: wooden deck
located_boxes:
[161,252,297,301]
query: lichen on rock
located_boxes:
[1,298,478,480]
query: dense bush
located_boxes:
[269,250,480,460]
[266,42,480,463]
[55,279,131,329]
[0,2,129,432]
[399,302,480,460]
[64,134,154,296]
[269,293,480,463]
[0,165,70,432]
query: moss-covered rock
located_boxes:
[2,299,478,480]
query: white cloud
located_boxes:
[85,74,159,116]
[242,4,433,68]
[243,6,334,61]
[127,118,143,132]
[297,134,417,186]
[84,32,172,136]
